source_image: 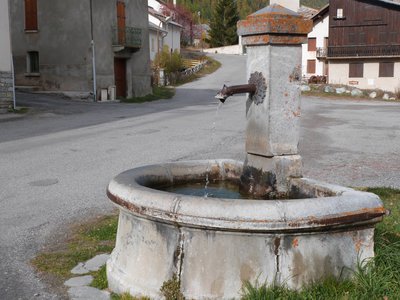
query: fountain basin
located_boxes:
[107,159,385,299]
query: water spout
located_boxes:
[215,83,257,103]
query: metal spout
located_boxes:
[215,83,257,103]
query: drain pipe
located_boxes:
[7,0,16,110]
[90,0,97,102]
[11,59,16,110]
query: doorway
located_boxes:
[114,58,127,98]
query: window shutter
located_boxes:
[25,0,38,31]
[307,60,316,74]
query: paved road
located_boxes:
[1,54,399,299]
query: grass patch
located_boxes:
[111,293,150,300]
[91,265,108,290]
[121,86,175,103]
[8,106,29,114]
[241,187,400,300]
[31,213,118,282]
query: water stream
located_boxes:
[204,102,223,197]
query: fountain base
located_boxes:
[107,160,385,299]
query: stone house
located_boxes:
[0,0,14,112]
[327,0,400,92]
[10,0,151,99]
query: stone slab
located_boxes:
[71,254,110,274]
[64,275,93,287]
[68,286,110,300]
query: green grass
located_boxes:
[241,187,400,300]
[8,106,29,114]
[121,86,175,103]
[91,265,108,290]
[31,213,118,281]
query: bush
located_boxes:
[153,45,184,75]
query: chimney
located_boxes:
[270,0,300,12]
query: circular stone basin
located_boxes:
[106,159,385,299]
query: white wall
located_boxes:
[302,13,329,78]
[164,23,181,53]
[0,0,12,72]
[329,61,400,92]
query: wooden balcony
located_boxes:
[328,45,400,58]
[112,26,142,53]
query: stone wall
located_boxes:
[0,71,13,113]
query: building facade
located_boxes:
[327,0,400,92]
[10,0,151,99]
[0,0,13,112]
[302,5,329,79]
[148,3,182,62]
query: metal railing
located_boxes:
[112,26,142,49]
[316,47,327,58]
[328,45,400,58]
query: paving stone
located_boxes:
[71,254,110,274]
[64,275,93,287]
[84,254,110,272]
[71,263,89,275]
[68,286,110,300]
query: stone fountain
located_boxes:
[106,5,386,300]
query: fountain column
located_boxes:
[237,5,312,197]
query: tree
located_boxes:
[207,0,240,47]
[161,3,194,46]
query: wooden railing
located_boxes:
[328,45,400,58]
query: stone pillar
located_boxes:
[0,0,13,113]
[237,4,312,197]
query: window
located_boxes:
[25,0,38,31]
[307,60,316,74]
[308,38,316,51]
[349,62,363,78]
[336,8,344,19]
[379,62,394,77]
[27,51,39,73]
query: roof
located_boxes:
[311,4,329,21]
[251,4,299,16]
[378,0,400,6]
[148,7,183,28]
[148,22,167,33]
[298,5,318,19]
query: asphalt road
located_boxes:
[0,54,399,299]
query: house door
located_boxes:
[114,58,127,98]
[117,1,126,44]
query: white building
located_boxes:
[301,5,329,79]
[0,0,13,112]
[148,0,182,61]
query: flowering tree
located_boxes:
[161,3,194,46]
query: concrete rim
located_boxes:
[107,159,385,233]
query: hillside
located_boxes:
[172,0,329,20]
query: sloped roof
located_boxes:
[311,4,329,21]
[298,5,318,19]
[251,4,299,16]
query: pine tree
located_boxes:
[207,0,240,47]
